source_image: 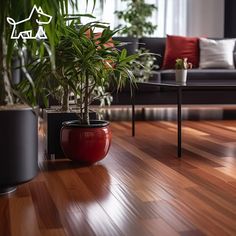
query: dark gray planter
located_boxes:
[0,106,38,194]
[43,108,96,159]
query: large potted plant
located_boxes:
[32,22,109,159]
[32,20,137,163]
[0,0,81,194]
[55,23,137,164]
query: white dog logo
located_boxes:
[7,5,52,39]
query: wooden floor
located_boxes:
[1,120,236,236]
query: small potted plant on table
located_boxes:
[175,58,192,84]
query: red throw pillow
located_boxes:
[162,35,199,69]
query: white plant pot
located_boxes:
[175,69,187,84]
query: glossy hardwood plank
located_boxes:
[29,181,63,230]
[41,164,95,236]
[39,229,66,236]
[0,197,11,236]
[142,218,180,236]
[58,168,123,236]
[9,196,41,236]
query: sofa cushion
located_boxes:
[162,35,199,69]
[160,69,236,80]
[199,38,236,69]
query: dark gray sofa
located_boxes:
[112,37,236,105]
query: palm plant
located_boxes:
[0,0,83,193]
[30,22,138,125]
[0,0,100,107]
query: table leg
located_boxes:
[131,92,135,137]
[177,87,182,157]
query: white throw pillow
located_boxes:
[199,38,236,69]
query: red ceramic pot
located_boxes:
[60,120,111,164]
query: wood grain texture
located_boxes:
[0,197,11,236]
[1,119,236,235]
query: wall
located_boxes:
[186,0,225,37]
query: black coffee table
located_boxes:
[131,80,236,157]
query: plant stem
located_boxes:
[18,48,36,105]
[83,72,90,125]
[62,83,69,111]
[1,34,14,105]
[80,75,83,122]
